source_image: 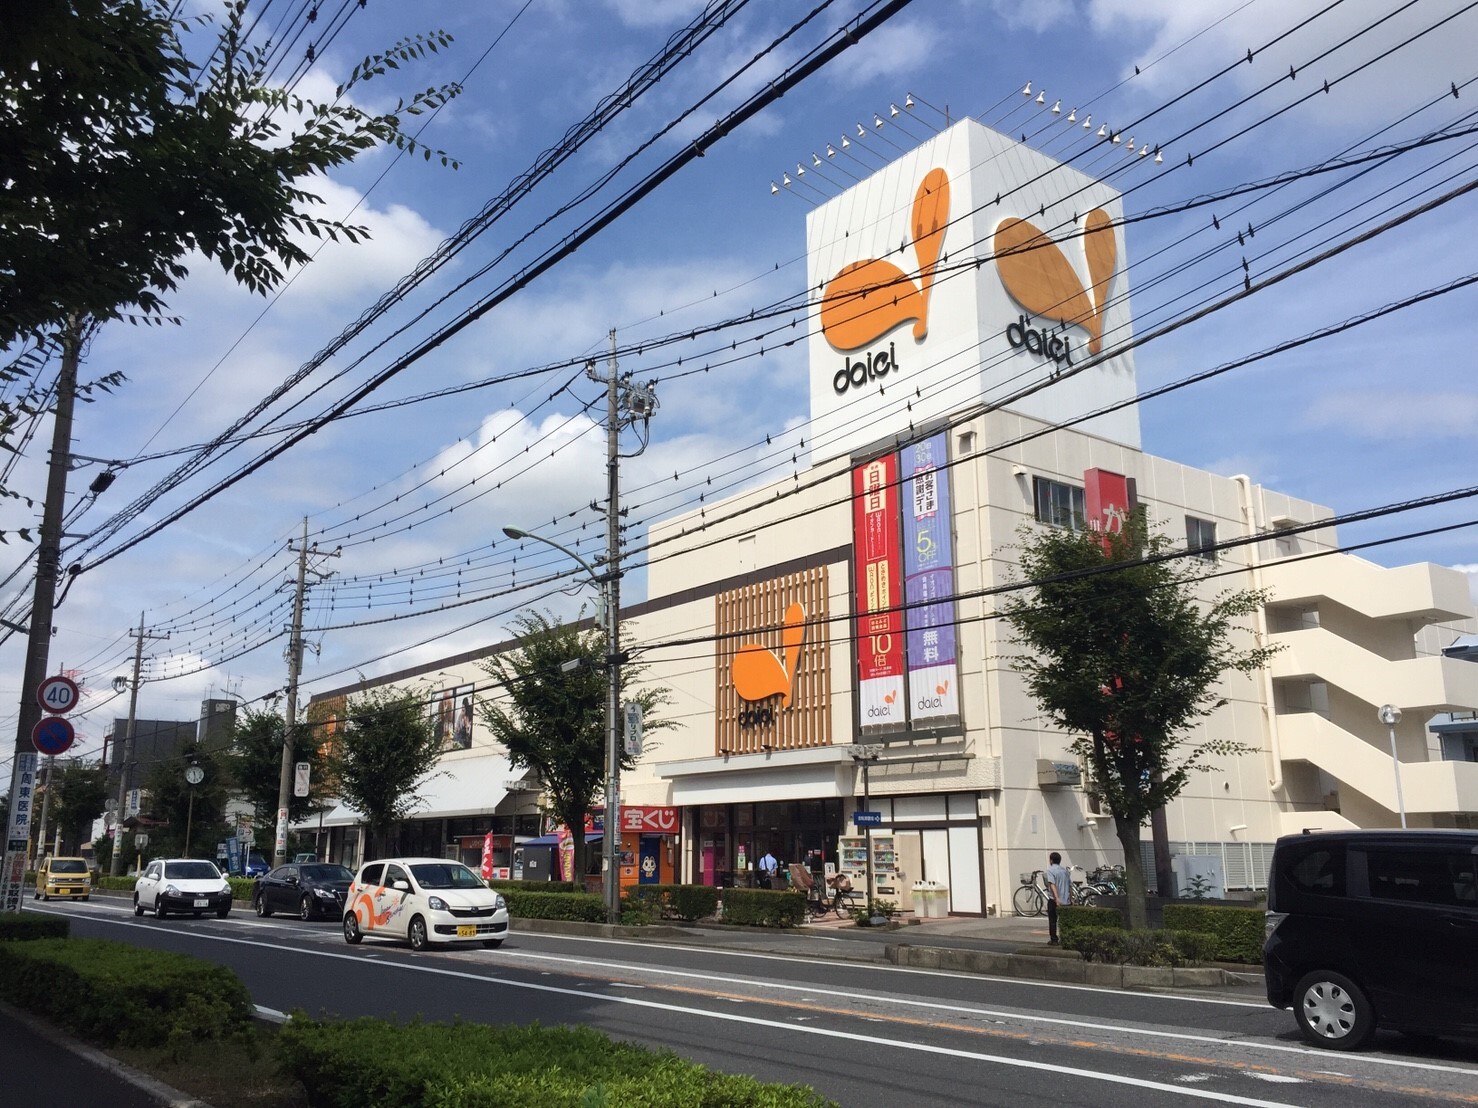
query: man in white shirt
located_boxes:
[1045,851,1072,944]
[757,850,778,886]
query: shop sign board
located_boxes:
[901,433,959,724]
[852,455,905,732]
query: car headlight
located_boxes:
[220,883,231,894]
[494,894,506,910]
[427,895,449,911]
[312,887,337,899]
[164,884,180,896]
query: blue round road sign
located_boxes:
[32,716,75,756]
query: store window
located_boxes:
[1033,477,1085,531]
[1186,515,1217,560]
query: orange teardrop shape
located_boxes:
[994,217,1098,350]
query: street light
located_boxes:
[849,744,883,918]
[1377,703,1407,829]
[502,525,622,924]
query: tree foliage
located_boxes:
[139,742,233,860]
[0,0,460,346]
[227,708,328,854]
[326,687,442,859]
[46,759,109,853]
[478,610,672,886]
[1001,514,1275,928]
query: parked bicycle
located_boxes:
[1014,868,1100,916]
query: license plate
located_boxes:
[456,925,476,938]
[193,898,208,907]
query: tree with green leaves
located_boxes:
[140,743,233,861]
[46,759,109,854]
[228,708,327,856]
[327,687,442,860]
[478,610,672,888]
[1001,513,1275,929]
[0,0,460,536]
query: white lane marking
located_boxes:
[1248,1074,1305,1084]
[522,932,1270,1008]
[1178,1075,1215,1083]
[60,910,1478,1082]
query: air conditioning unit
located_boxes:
[1037,759,1082,788]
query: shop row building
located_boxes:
[304,118,1478,915]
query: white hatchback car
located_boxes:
[342,858,510,951]
[134,858,233,919]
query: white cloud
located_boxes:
[1305,392,1478,440]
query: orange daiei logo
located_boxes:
[820,168,950,352]
[733,602,806,706]
[994,208,1116,355]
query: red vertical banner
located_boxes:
[1083,468,1136,551]
[480,831,494,881]
[852,455,905,731]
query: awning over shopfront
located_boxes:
[662,747,853,806]
[299,754,523,829]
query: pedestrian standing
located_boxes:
[757,849,778,887]
[1045,851,1071,945]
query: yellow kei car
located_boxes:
[35,856,92,901]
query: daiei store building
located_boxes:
[615,117,1476,914]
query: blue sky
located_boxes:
[4,0,1476,774]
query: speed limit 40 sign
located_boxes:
[37,675,79,715]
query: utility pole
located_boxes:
[585,330,657,925]
[273,520,338,867]
[109,615,165,876]
[2,322,81,911]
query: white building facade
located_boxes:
[308,119,1477,913]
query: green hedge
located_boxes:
[1058,904,1122,945]
[278,1015,835,1108]
[92,873,254,901]
[626,884,721,923]
[492,879,578,894]
[502,889,605,923]
[1064,927,1219,966]
[716,888,805,928]
[0,915,69,941]
[0,937,253,1056]
[1161,904,1264,964]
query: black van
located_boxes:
[1263,829,1478,1049]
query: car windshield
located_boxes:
[301,864,353,882]
[410,863,485,890]
[51,859,87,873]
[164,861,220,881]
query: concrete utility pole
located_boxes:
[585,331,657,925]
[273,520,338,868]
[110,614,166,877]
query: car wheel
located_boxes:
[408,915,430,952]
[216,905,230,919]
[1294,970,1375,1050]
[343,911,362,945]
[81,895,89,902]
[255,895,272,918]
[154,899,168,920]
[133,895,144,917]
[482,939,503,950]
[299,895,314,922]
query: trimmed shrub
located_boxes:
[278,1015,836,1108]
[718,888,804,928]
[624,884,720,923]
[1161,904,1264,964]
[0,937,252,1056]
[1058,904,1122,945]
[0,915,69,941]
[227,877,255,900]
[1063,927,1219,966]
[502,889,605,923]
[95,876,138,892]
[491,879,578,894]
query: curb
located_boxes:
[884,941,1247,987]
[0,999,213,1107]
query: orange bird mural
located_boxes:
[994,207,1116,355]
[733,602,806,706]
[820,168,950,351]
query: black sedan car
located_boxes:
[253,862,354,921]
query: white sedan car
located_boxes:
[134,858,233,919]
[342,858,509,951]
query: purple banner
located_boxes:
[901,434,959,722]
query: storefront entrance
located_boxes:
[692,798,843,887]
